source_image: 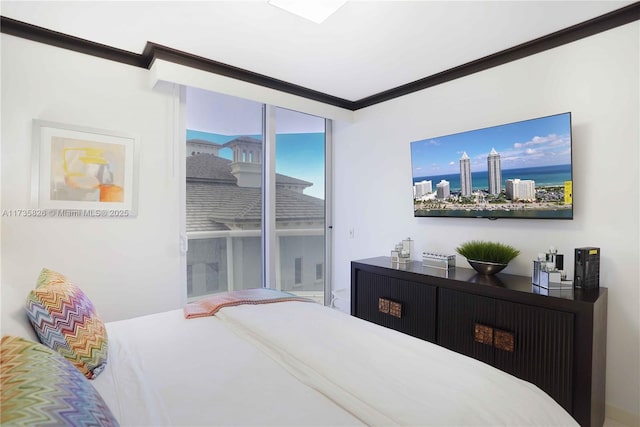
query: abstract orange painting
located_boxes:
[32,120,138,216]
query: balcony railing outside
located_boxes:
[187,229,325,303]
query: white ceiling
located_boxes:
[0,1,633,102]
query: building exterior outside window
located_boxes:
[185,90,327,303]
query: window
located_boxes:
[185,90,262,299]
[294,257,302,285]
[205,262,220,293]
[187,265,193,295]
[185,88,330,304]
[274,107,326,302]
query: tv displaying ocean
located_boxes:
[413,164,571,191]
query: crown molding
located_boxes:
[0,16,146,68]
[2,2,638,111]
[352,1,640,109]
[143,42,354,108]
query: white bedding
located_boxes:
[93,308,362,426]
[93,301,578,426]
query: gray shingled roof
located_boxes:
[186,154,236,182]
[188,139,223,147]
[186,154,324,232]
[222,135,261,148]
[186,154,312,186]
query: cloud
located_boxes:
[547,135,570,147]
[531,135,551,144]
[515,133,568,149]
[507,134,571,167]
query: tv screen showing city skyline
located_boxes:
[411,112,573,219]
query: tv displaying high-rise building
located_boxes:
[410,112,573,219]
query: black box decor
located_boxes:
[574,247,600,289]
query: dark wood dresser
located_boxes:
[351,256,607,427]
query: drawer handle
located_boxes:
[474,324,515,352]
[474,323,494,345]
[389,301,402,318]
[378,298,402,318]
[494,329,515,352]
[378,298,390,313]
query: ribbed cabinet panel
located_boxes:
[438,288,496,365]
[494,301,574,412]
[438,288,574,413]
[354,270,437,342]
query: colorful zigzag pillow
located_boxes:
[0,335,119,426]
[25,268,108,379]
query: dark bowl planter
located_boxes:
[467,259,508,275]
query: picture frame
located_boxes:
[31,120,139,217]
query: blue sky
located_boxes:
[187,130,325,199]
[411,112,572,178]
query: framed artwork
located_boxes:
[31,120,139,217]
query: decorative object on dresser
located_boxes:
[422,252,456,270]
[455,240,520,275]
[574,247,600,290]
[390,237,414,264]
[532,246,572,290]
[351,256,607,427]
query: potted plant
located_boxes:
[456,240,520,275]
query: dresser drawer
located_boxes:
[352,269,436,342]
[438,287,574,411]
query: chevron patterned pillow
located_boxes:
[25,268,108,379]
[0,335,119,426]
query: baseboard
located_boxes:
[606,404,640,427]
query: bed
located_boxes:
[1,269,579,426]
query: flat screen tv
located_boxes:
[411,112,573,219]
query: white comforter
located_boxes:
[93,301,578,426]
[93,308,362,426]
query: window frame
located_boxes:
[181,91,333,305]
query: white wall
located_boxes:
[333,22,639,420]
[1,34,184,327]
